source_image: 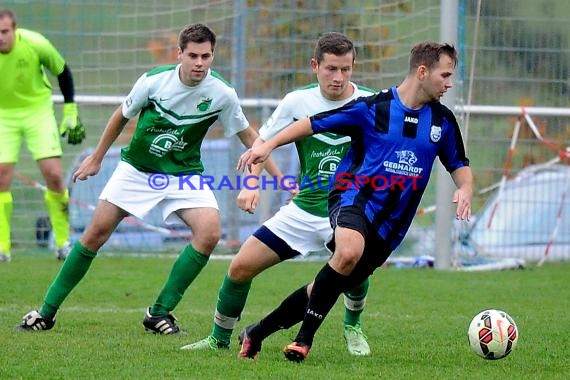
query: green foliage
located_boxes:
[1,252,569,379]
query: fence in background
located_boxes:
[5,0,569,261]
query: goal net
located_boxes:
[8,0,440,253]
[9,1,570,270]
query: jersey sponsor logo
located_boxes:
[309,147,344,159]
[396,150,417,166]
[197,96,213,111]
[383,150,424,175]
[317,155,341,177]
[309,146,345,181]
[430,125,442,142]
[149,133,189,157]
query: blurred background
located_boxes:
[5,0,570,265]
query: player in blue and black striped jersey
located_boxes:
[237,41,473,362]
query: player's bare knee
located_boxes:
[331,247,361,272]
[44,175,65,192]
[80,223,115,251]
[306,282,314,295]
[192,230,220,254]
[39,164,65,191]
[0,168,13,189]
[80,234,107,252]
[227,257,256,282]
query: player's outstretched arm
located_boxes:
[72,105,129,182]
[235,128,294,213]
[237,117,313,171]
[236,127,285,179]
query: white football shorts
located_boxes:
[263,201,332,256]
[99,161,219,225]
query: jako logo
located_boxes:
[306,309,323,319]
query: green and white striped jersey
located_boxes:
[259,82,375,217]
[121,65,249,175]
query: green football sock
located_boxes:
[40,241,97,319]
[150,244,209,316]
[0,192,13,253]
[343,277,370,327]
[44,189,70,248]
[211,275,252,345]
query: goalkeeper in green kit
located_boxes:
[0,8,85,262]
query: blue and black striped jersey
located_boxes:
[310,86,469,249]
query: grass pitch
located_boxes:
[1,250,569,379]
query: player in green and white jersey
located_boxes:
[182,32,376,357]
[17,23,280,334]
[0,9,85,263]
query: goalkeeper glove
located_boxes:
[59,103,86,145]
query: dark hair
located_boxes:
[314,32,356,63]
[0,8,17,27]
[178,23,216,51]
[408,41,458,72]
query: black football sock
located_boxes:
[295,263,348,347]
[250,285,309,341]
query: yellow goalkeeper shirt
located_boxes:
[0,28,66,112]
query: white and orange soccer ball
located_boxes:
[467,309,519,360]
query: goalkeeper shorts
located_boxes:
[0,106,62,163]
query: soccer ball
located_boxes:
[467,309,518,360]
